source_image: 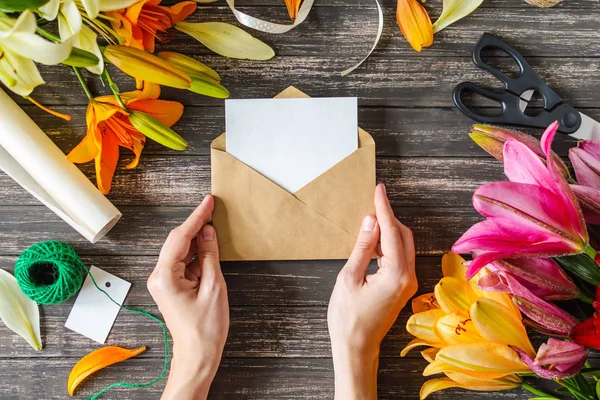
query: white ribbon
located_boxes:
[225,0,315,34]
[340,0,383,76]
[225,0,384,76]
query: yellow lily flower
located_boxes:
[402,252,534,399]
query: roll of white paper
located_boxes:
[0,89,121,243]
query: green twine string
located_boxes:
[14,241,169,400]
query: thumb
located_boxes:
[198,224,223,284]
[342,216,380,284]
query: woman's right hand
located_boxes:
[327,184,417,400]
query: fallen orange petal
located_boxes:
[396,0,433,52]
[68,346,146,396]
[284,0,302,20]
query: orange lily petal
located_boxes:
[67,129,99,164]
[284,0,302,20]
[95,129,121,195]
[396,0,433,52]
[129,99,184,127]
[401,337,440,357]
[124,133,146,169]
[412,293,439,313]
[166,1,197,23]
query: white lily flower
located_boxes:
[41,0,139,21]
[0,10,73,96]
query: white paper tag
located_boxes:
[65,266,131,343]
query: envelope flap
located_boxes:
[212,146,357,260]
[294,130,375,235]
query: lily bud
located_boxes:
[61,47,100,68]
[512,339,586,380]
[156,51,221,82]
[128,111,188,151]
[103,45,191,89]
[189,74,230,99]
[469,124,570,179]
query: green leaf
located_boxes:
[62,48,100,68]
[0,269,41,350]
[574,373,594,396]
[596,379,600,399]
[0,0,50,12]
[555,253,600,286]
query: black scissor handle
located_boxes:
[473,33,563,110]
[453,82,582,134]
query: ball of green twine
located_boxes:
[14,241,85,305]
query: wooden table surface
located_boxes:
[1,0,599,398]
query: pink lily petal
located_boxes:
[540,122,588,241]
[571,185,600,225]
[487,258,579,301]
[477,273,511,293]
[535,338,588,373]
[513,346,585,379]
[503,273,579,336]
[474,182,582,243]
[570,141,600,190]
[503,139,554,188]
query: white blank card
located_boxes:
[225,97,358,193]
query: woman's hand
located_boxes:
[147,195,229,400]
[328,184,417,400]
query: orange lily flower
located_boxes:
[284,0,302,20]
[67,83,184,194]
[396,0,433,52]
[108,0,197,53]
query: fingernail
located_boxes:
[202,225,215,240]
[362,216,376,232]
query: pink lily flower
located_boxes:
[512,338,587,379]
[570,140,600,189]
[501,273,579,336]
[477,257,580,301]
[470,124,570,179]
[570,140,600,225]
[453,122,588,279]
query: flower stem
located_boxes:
[36,27,61,43]
[72,68,94,101]
[578,291,595,305]
[102,68,129,112]
[584,244,598,263]
[521,382,557,398]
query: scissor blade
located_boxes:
[570,113,600,141]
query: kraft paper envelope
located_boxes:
[211,86,375,261]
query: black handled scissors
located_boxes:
[453,32,600,140]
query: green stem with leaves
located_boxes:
[101,68,128,111]
[584,245,598,262]
[521,382,558,398]
[73,68,94,101]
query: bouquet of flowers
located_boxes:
[404,121,600,399]
[0,0,273,194]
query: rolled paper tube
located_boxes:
[0,89,121,243]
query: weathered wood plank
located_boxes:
[0,301,590,359]
[0,256,439,307]
[163,6,600,58]
[0,206,481,256]
[11,56,600,108]
[0,156,570,207]
[0,357,541,400]
[15,105,585,157]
